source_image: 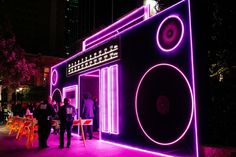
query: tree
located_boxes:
[207,0,236,146]
[0,15,38,102]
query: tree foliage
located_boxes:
[0,16,38,89]
[208,0,236,82]
[206,0,236,146]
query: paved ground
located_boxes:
[0,125,161,157]
[1,125,236,157]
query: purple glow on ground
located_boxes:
[100,140,174,157]
[135,63,194,146]
[0,126,165,157]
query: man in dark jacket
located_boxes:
[58,98,76,148]
[34,96,56,148]
[81,93,94,140]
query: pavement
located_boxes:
[0,125,161,157]
[1,125,236,157]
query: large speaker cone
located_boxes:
[135,64,193,145]
[156,15,184,52]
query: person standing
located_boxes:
[81,93,95,140]
[58,98,76,148]
[34,96,55,148]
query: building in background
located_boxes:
[0,0,142,57]
[64,0,141,56]
[0,0,64,57]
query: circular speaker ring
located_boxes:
[51,69,58,86]
[156,15,184,52]
[135,63,193,146]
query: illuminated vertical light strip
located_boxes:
[188,0,199,156]
[78,75,81,120]
[110,66,114,134]
[111,64,119,134]
[101,68,109,133]
[62,85,78,109]
[107,67,112,133]
[50,68,53,97]
[105,68,109,133]
[144,3,150,20]
[101,69,105,132]
[98,69,102,139]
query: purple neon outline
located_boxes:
[82,74,99,77]
[51,69,58,86]
[101,67,109,133]
[156,15,184,52]
[51,1,185,71]
[50,68,53,96]
[50,0,198,154]
[100,140,174,157]
[188,0,199,156]
[51,88,62,102]
[84,16,145,50]
[107,67,112,133]
[78,69,101,136]
[135,63,194,146]
[62,85,78,109]
[100,65,119,134]
[83,5,149,50]
[110,65,119,134]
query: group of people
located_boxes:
[33,96,76,148]
[34,93,97,149]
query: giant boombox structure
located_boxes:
[50,0,199,156]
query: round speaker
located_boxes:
[156,15,184,52]
[135,63,193,145]
[51,69,58,86]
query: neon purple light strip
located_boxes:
[107,67,112,133]
[84,16,145,50]
[62,85,78,109]
[51,69,58,86]
[188,0,199,156]
[101,68,109,133]
[101,65,119,134]
[135,63,194,146]
[110,65,119,134]
[82,74,99,77]
[83,6,149,50]
[100,140,174,157]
